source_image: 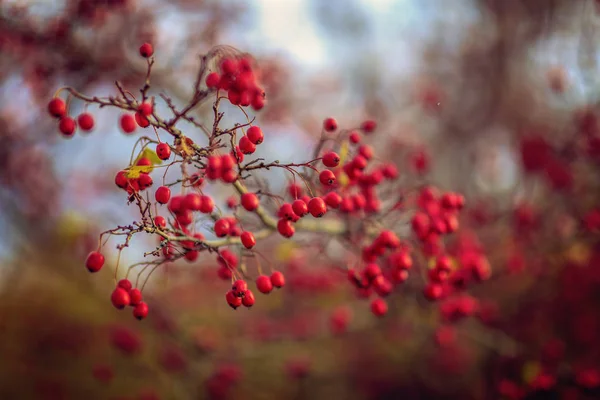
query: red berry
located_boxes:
[322,152,340,168]
[361,119,377,133]
[251,94,265,110]
[424,283,443,301]
[324,192,342,209]
[228,90,241,105]
[59,117,76,137]
[242,290,255,307]
[120,114,136,134]
[255,275,273,294]
[364,263,382,280]
[138,173,153,190]
[287,183,302,199]
[270,271,285,288]
[154,216,166,228]
[217,265,233,280]
[379,170,395,185]
[176,210,193,226]
[436,255,452,272]
[292,199,308,217]
[111,288,131,309]
[277,219,295,238]
[221,154,235,171]
[308,197,327,218]
[323,117,338,132]
[85,251,105,273]
[48,98,66,118]
[279,203,297,221]
[206,72,220,88]
[389,251,413,270]
[199,195,214,213]
[139,42,153,58]
[239,135,256,154]
[353,155,368,170]
[156,143,171,160]
[319,170,337,186]
[168,195,185,214]
[241,193,259,211]
[232,279,248,296]
[155,186,171,204]
[330,306,353,335]
[135,111,150,128]
[115,170,128,189]
[358,145,374,160]
[129,288,143,306]
[138,102,153,116]
[214,219,230,237]
[411,212,430,239]
[218,169,234,183]
[225,290,242,309]
[77,112,94,131]
[133,302,148,320]
[226,196,238,209]
[246,126,264,145]
[117,279,132,291]
[392,269,409,283]
[136,157,152,166]
[232,146,245,163]
[370,298,388,317]
[241,231,256,249]
[349,131,361,144]
[184,193,202,211]
[221,57,238,75]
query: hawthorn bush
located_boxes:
[49,44,480,319]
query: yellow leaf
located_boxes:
[564,243,591,265]
[125,165,153,179]
[135,148,163,166]
[275,241,297,263]
[522,361,540,384]
[339,140,349,165]
[427,257,436,269]
[338,172,349,188]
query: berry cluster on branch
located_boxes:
[48,43,487,321]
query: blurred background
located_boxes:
[1,0,600,399]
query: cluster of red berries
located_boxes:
[205,153,240,183]
[110,279,148,320]
[120,101,154,134]
[224,272,285,309]
[320,118,399,214]
[47,44,155,137]
[238,125,264,155]
[411,186,464,257]
[115,156,155,197]
[439,294,479,322]
[55,42,482,329]
[347,230,408,317]
[86,251,148,320]
[205,56,265,110]
[519,134,573,191]
[47,97,95,137]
